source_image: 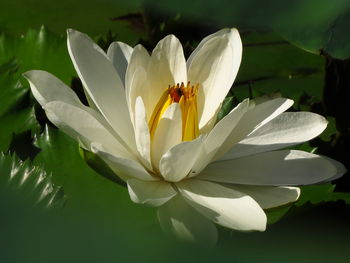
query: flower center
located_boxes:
[149,82,200,141]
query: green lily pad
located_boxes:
[145,0,350,59]
[233,31,324,108]
[0,27,75,83]
[0,0,141,43]
[0,27,77,154]
[33,126,156,228]
[0,153,65,209]
[0,107,39,152]
[0,60,28,117]
[296,184,350,206]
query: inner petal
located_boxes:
[149,82,200,142]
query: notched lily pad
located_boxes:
[0,153,66,209]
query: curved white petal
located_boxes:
[152,103,182,170]
[159,136,204,182]
[319,157,347,182]
[44,101,133,160]
[214,97,294,160]
[93,145,156,182]
[134,97,152,170]
[125,45,150,122]
[24,70,127,144]
[187,28,235,67]
[24,70,81,106]
[225,185,300,209]
[191,99,249,175]
[107,41,133,83]
[188,28,242,129]
[199,150,341,186]
[67,29,136,150]
[157,195,218,246]
[220,112,328,161]
[177,179,267,231]
[146,35,187,121]
[127,179,176,207]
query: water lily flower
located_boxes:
[24,28,345,246]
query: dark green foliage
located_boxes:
[0,153,65,209]
[145,0,350,59]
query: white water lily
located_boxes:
[24,28,345,246]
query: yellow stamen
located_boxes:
[149,82,200,141]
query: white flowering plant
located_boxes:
[23,27,346,245]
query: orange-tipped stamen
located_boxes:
[149,82,200,141]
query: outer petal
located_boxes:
[220,112,328,161]
[151,103,182,170]
[107,41,133,83]
[157,195,218,246]
[24,70,81,106]
[225,185,300,209]
[177,179,267,231]
[214,97,294,160]
[93,146,156,182]
[44,101,133,160]
[67,29,135,149]
[319,157,347,182]
[191,99,249,175]
[127,179,176,207]
[146,35,187,121]
[199,150,342,186]
[134,97,152,170]
[159,136,204,182]
[187,28,242,130]
[24,70,118,136]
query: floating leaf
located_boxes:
[266,206,291,225]
[33,126,155,228]
[146,0,350,59]
[0,27,75,83]
[0,0,140,42]
[0,153,65,209]
[0,107,39,152]
[233,31,324,108]
[0,60,28,117]
[296,184,350,207]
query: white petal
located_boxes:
[214,97,294,160]
[199,150,340,186]
[67,29,135,149]
[220,112,328,161]
[146,35,187,121]
[188,28,242,129]
[24,70,81,106]
[24,70,117,135]
[177,179,267,231]
[134,97,152,170]
[191,99,249,175]
[125,45,150,121]
[93,145,156,182]
[159,136,204,182]
[157,195,218,246]
[127,179,176,207]
[187,28,235,67]
[44,101,133,159]
[225,185,300,209]
[319,157,347,182]
[107,41,133,83]
[151,103,182,170]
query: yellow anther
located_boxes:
[149,82,200,141]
